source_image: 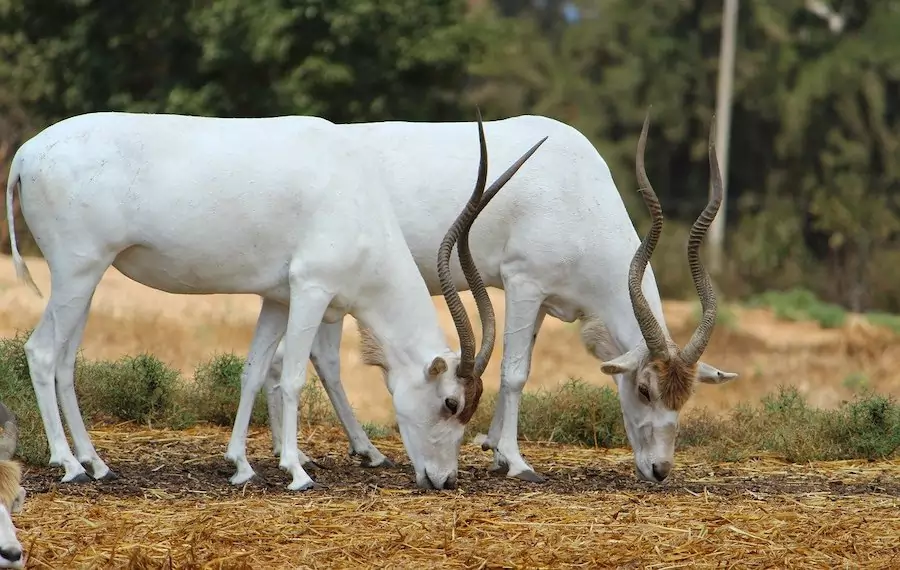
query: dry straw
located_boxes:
[14,425,900,569]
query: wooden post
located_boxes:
[709,0,738,276]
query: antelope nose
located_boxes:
[652,461,672,482]
[0,547,22,562]
[443,474,458,490]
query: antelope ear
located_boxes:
[600,349,643,376]
[427,357,448,378]
[696,361,738,384]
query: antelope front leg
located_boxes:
[278,285,334,491]
[310,320,393,468]
[481,278,546,482]
[225,299,288,485]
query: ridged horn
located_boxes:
[628,109,670,359]
[679,115,722,365]
[437,108,547,378]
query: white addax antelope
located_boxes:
[6,110,546,490]
[0,404,26,570]
[258,111,738,484]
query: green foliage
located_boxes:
[842,372,871,393]
[188,352,267,427]
[0,331,47,464]
[865,312,900,335]
[679,386,900,463]
[470,379,626,448]
[76,354,180,425]
[1,0,899,311]
[748,288,847,328]
[0,0,480,125]
[362,422,395,439]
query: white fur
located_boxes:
[255,116,737,481]
[5,112,527,491]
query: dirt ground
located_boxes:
[4,255,900,569]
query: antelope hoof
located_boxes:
[360,455,395,469]
[289,479,323,492]
[302,460,324,471]
[65,472,93,484]
[96,469,119,481]
[512,469,546,484]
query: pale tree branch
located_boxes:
[805,0,846,34]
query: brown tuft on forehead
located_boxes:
[652,358,698,411]
[457,375,484,424]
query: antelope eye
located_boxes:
[638,385,651,401]
[444,397,459,415]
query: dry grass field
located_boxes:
[3,255,900,568]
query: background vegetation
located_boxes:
[2,329,898,467]
[1,0,897,314]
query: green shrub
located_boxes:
[76,354,180,425]
[471,379,626,448]
[189,352,267,427]
[825,393,900,460]
[865,311,900,335]
[0,331,49,464]
[748,288,847,328]
[299,375,337,428]
[362,422,394,439]
[679,386,900,463]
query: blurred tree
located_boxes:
[0,0,481,124]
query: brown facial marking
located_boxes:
[651,358,698,411]
[457,374,484,424]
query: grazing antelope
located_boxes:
[6,110,545,491]
[259,111,738,483]
[0,404,25,570]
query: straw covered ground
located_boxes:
[4,256,900,568]
[14,425,900,569]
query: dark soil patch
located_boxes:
[20,428,900,501]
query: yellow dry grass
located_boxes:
[15,425,900,569]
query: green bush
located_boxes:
[362,422,395,439]
[865,312,900,335]
[747,288,847,328]
[0,331,49,464]
[470,379,626,448]
[188,352,268,427]
[76,353,180,425]
[825,393,900,460]
[679,386,900,463]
